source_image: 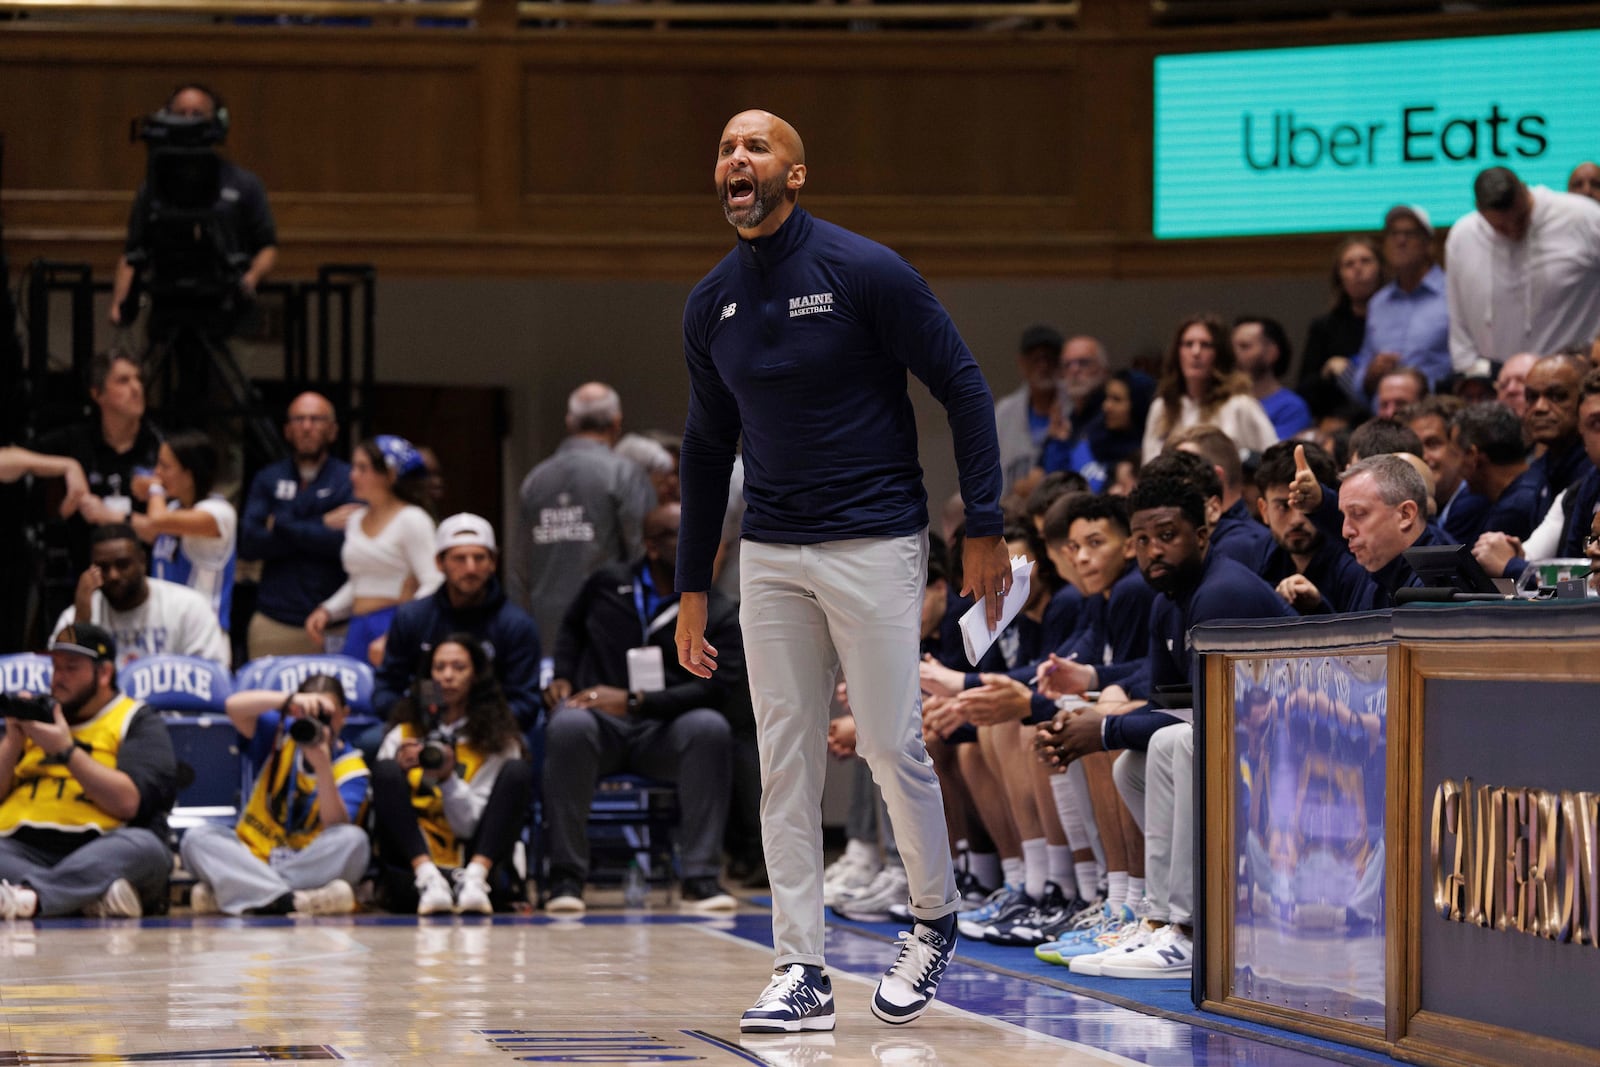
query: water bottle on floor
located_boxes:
[623,859,647,908]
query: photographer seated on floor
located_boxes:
[0,624,178,920]
[179,674,370,916]
[370,635,532,915]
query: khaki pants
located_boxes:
[246,612,345,659]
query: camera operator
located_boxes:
[370,635,531,915]
[109,83,276,330]
[0,623,177,921]
[179,674,369,916]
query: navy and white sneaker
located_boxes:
[870,919,957,1025]
[741,964,836,1033]
[956,883,1027,940]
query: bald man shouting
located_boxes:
[675,109,1009,1033]
[240,391,356,656]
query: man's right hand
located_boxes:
[1276,574,1323,612]
[305,607,330,646]
[75,565,104,621]
[1473,531,1523,578]
[1287,445,1322,514]
[542,678,572,710]
[675,591,719,679]
[1363,352,1401,393]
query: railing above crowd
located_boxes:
[0,0,1586,31]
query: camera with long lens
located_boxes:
[414,680,453,774]
[0,693,56,724]
[287,707,332,746]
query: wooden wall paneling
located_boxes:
[4,11,1599,278]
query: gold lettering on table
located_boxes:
[1433,779,1469,922]
[1431,780,1600,947]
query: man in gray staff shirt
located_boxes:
[511,382,657,648]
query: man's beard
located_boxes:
[1144,554,1204,597]
[722,173,788,230]
[1282,527,1322,556]
[55,681,95,720]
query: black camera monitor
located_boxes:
[1402,543,1505,595]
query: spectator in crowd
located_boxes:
[127,431,236,632]
[542,503,743,915]
[1447,166,1600,367]
[1491,369,1600,585]
[181,675,369,916]
[1495,353,1539,418]
[305,436,441,663]
[110,83,275,330]
[1041,368,1153,493]
[1404,396,1487,544]
[1375,367,1428,421]
[1164,426,1274,569]
[239,392,355,657]
[371,635,532,915]
[1254,441,1372,615]
[1343,206,1452,400]
[371,514,542,735]
[1348,418,1423,465]
[511,382,656,652]
[37,351,164,578]
[1569,161,1600,203]
[0,623,177,920]
[1480,364,1600,580]
[1142,313,1276,462]
[1300,235,1384,417]
[616,432,680,507]
[0,447,89,516]
[994,325,1064,496]
[1289,452,1442,608]
[416,446,446,519]
[1452,402,1541,543]
[54,524,230,669]
[1452,360,1499,406]
[1232,316,1312,441]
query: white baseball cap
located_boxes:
[435,513,497,556]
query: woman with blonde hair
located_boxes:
[1141,313,1277,462]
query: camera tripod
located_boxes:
[143,303,283,466]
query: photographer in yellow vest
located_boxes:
[370,634,531,915]
[0,623,178,920]
[180,674,370,915]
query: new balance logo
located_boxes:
[719,302,738,320]
[1158,946,1187,965]
[788,984,821,1014]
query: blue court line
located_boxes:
[815,910,1398,1067]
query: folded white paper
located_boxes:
[959,555,1035,666]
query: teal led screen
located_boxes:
[1153,29,1600,239]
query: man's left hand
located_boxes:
[954,673,1030,726]
[17,703,74,762]
[572,685,629,718]
[961,534,1013,632]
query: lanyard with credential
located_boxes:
[633,578,680,644]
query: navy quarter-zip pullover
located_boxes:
[677,208,1004,591]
